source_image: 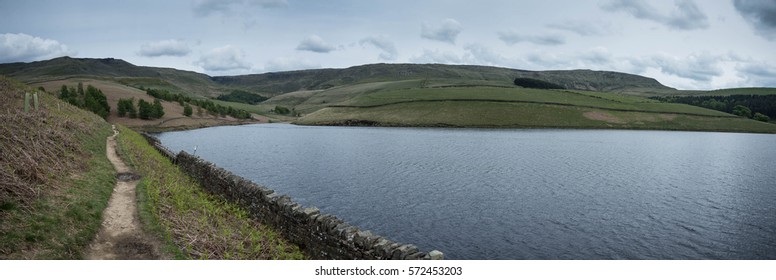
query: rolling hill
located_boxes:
[2,56,775,133]
[211,63,675,95]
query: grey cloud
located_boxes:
[138,39,191,57]
[296,35,336,53]
[421,18,463,44]
[264,57,320,72]
[195,45,251,72]
[547,20,613,36]
[462,44,526,68]
[193,0,286,16]
[733,0,776,40]
[359,36,397,61]
[0,33,74,63]
[651,53,722,82]
[498,31,565,46]
[602,0,709,30]
[738,62,776,87]
[409,49,464,64]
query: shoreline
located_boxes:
[292,119,776,135]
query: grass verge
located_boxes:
[114,125,304,259]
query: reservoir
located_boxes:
[156,124,776,259]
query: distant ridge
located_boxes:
[0,57,673,97]
[212,63,674,95]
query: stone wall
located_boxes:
[141,133,443,260]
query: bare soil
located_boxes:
[583,111,626,124]
[85,125,165,260]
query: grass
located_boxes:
[338,86,732,116]
[0,125,114,259]
[114,125,305,259]
[1,76,115,259]
[289,83,776,133]
[298,100,776,133]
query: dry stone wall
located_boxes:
[141,133,443,260]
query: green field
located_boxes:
[296,82,776,133]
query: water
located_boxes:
[156,124,776,259]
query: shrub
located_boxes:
[753,112,770,122]
[732,105,752,118]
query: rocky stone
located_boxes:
[427,250,444,260]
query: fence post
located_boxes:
[33,92,39,111]
[24,92,30,113]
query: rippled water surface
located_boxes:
[157,124,776,259]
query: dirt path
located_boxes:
[85,125,163,260]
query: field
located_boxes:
[32,78,262,131]
[296,82,776,133]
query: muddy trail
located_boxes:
[85,125,164,260]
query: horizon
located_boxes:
[2,0,775,90]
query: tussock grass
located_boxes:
[1,76,115,259]
[114,125,304,259]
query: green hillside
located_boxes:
[2,57,776,133]
[0,57,241,98]
[296,84,776,133]
[212,63,675,96]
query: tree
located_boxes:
[138,99,153,119]
[183,103,193,117]
[59,85,70,99]
[77,82,84,96]
[117,98,137,118]
[84,85,110,119]
[732,105,752,118]
[152,99,165,119]
[274,105,291,115]
[753,112,770,122]
[117,99,127,117]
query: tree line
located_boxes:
[651,95,774,122]
[216,90,268,105]
[116,98,166,120]
[58,82,110,119]
[144,88,251,119]
[513,77,565,90]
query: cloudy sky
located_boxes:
[1,0,775,90]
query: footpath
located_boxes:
[85,125,163,259]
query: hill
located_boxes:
[2,57,775,133]
[1,76,116,258]
[295,85,776,133]
[0,57,230,98]
[31,78,260,131]
[212,63,675,96]
[0,57,674,97]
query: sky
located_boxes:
[1,0,775,90]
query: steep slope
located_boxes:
[1,76,115,259]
